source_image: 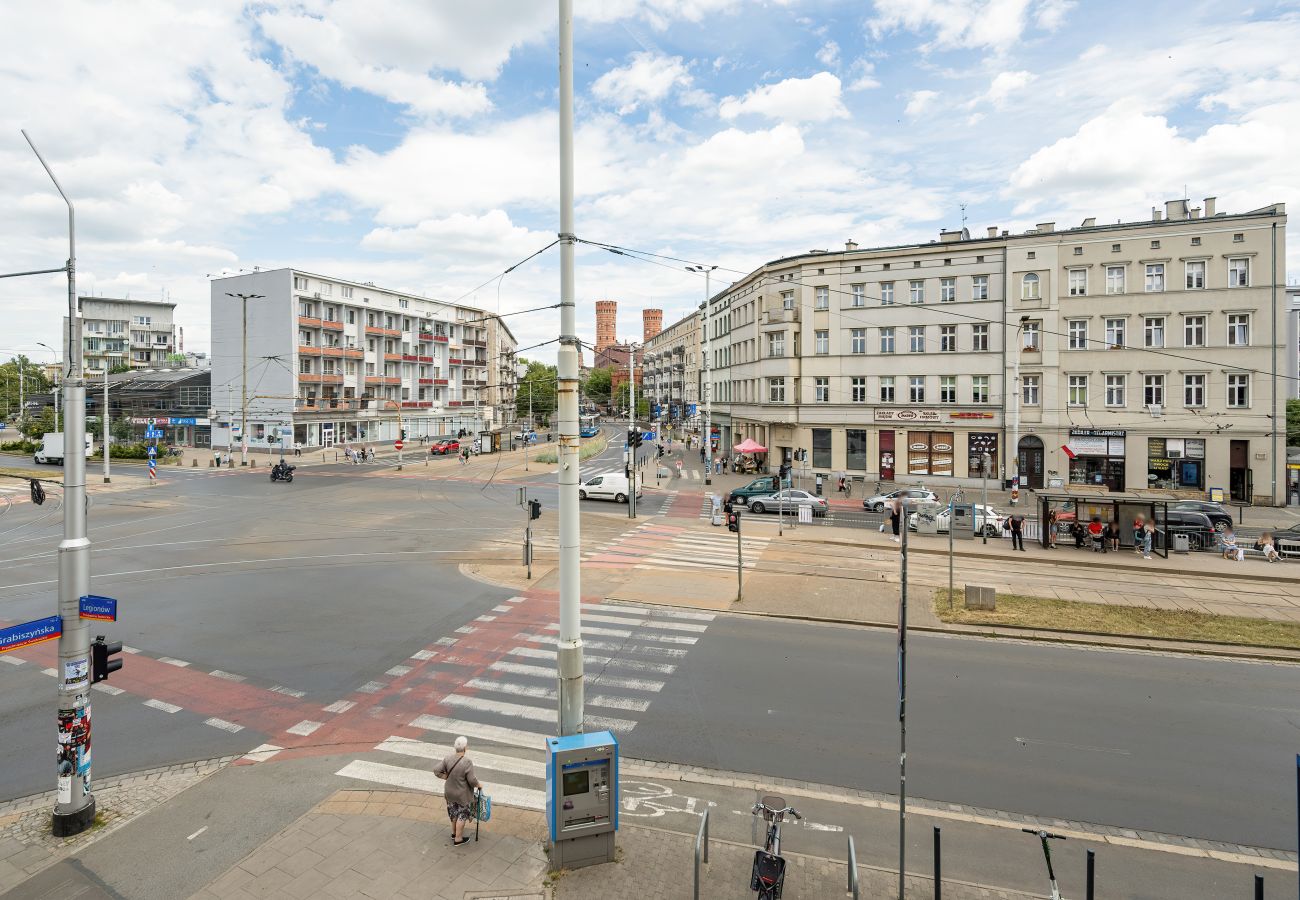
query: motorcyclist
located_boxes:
[272,459,295,480]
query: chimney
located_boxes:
[1081,217,1096,227]
[1036,222,1055,232]
[987,226,998,238]
[1151,207,1162,221]
[1165,199,1187,221]
[845,239,858,251]
[1190,207,1201,219]
[1001,230,1009,236]
[1204,196,1217,217]
[939,228,964,243]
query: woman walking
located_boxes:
[889,497,902,543]
[434,736,482,846]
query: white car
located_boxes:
[748,489,828,517]
[863,488,939,513]
[579,473,642,504]
[907,503,1006,536]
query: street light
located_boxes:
[36,342,59,431]
[1009,314,1029,506]
[686,265,718,485]
[225,292,264,465]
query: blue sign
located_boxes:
[643,431,656,441]
[147,458,156,470]
[79,595,117,622]
[170,417,196,426]
[0,615,62,654]
[687,404,697,417]
[0,423,6,430]
[144,427,163,440]
[147,446,157,457]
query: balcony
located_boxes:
[321,320,344,332]
[402,401,433,409]
[320,346,350,357]
[298,344,322,355]
[419,331,435,341]
[465,338,487,348]
[341,348,364,359]
[365,326,402,337]
[402,353,420,362]
[384,353,404,362]
[365,376,402,385]
[418,355,434,363]
[418,378,434,385]
[298,398,352,412]
[432,334,449,343]
[761,307,800,326]
[299,373,344,384]
[298,316,323,328]
[434,378,449,385]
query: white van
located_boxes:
[579,473,642,504]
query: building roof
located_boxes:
[107,368,209,392]
[211,267,492,316]
[78,296,177,309]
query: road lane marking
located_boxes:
[91,684,124,696]
[489,661,665,692]
[187,826,208,841]
[1,656,25,666]
[1015,737,1131,756]
[507,646,677,674]
[386,665,412,677]
[270,685,306,699]
[356,681,384,694]
[409,714,547,750]
[158,657,190,668]
[287,720,323,736]
[322,700,356,714]
[410,650,436,661]
[542,624,698,644]
[579,613,708,633]
[205,717,243,733]
[440,693,637,733]
[376,737,545,777]
[464,677,651,712]
[144,699,182,714]
[208,670,246,682]
[474,615,497,622]
[41,667,57,677]
[335,760,546,810]
[242,743,282,763]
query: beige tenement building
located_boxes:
[643,309,700,426]
[704,197,1289,504]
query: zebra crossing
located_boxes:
[583,520,769,572]
[333,598,716,810]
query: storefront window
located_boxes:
[908,431,954,477]
[846,429,867,471]
[968,433,998,477]
[812,428,832,469]
[1066,430,1126,491]
[1147,437,1205,490]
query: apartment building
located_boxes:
[706,197,1289,504]
[209,269,516,451]
[68,297,177,375]
[643,309,700,425]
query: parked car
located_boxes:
[1155,509,1217,551]
[430,439,460,456]
[747,489,828,517]
[579,473,641,503]
[1169,500,1233,532]
[908,503,1006,536]
[727,475,782,505]
[862,488,939,513]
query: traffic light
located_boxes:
[401,429,408,440]
[529,499,541,520]
[633,430,643,448]
[727,508,741,533]
[91,635,123,684]
[29,479,45,506]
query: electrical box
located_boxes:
[545,731,619,869]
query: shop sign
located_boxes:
[949,412,994,419]
[875,409,941,423]
[1070,428,1125,437]
[1068,435,1110,456]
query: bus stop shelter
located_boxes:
[1035,493,1174,558]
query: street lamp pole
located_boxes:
[628,343,637,519]
[1009,316,1028,505]
[102,366,110,483]
[686,265,717,485]
[225,292,264,466]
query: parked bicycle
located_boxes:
[1022,828,1067,899]
[750,795,802,899]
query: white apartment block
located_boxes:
[210,269,516,451]
[706,197,1290,505]
[69,297,177,375]
[643,310,700,424]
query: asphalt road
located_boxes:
[0,447,1296,856]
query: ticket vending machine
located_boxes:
[545,731,619,869]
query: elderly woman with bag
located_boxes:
[434,736,483,846]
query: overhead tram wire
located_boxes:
[448,240,560,307]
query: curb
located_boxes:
[0,755,237,816]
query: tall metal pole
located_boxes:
[556,0,584,736]
[1271,221,1278,506]
[1009,319,1025,505]
[688,265,718,485]
[102,366,110,483]
[898,503,909,900]
[628,344,636,519]
[225,293,262,465]
[18,369,25,430]
[24,129,96,837]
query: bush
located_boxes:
[0,439,38,453]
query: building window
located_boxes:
[972,376,989,404]
[909,280,925,304]
[1022,375,1040,406]
[940,326,957,351]
[1191,237,1201,246]
[1111,243,1121,252]
[299,303,313,317]
[781,291,794,310]
[909,377,925,403]
[940,278,955,302]
[299,358,312,374]
[1104,374,1125,407]
[851,377,867,402]
[1073,246,1083,256]
[1185,260,1205,289]
[1228,257,1250,287]
[1021,273,1040,299]
[815,286,830,309]
[341,286,353,299]
[851,284,865,307]
[1150,240,1160,250]
[1068,375,1089,406]
[1143,374,1165,407]
[812,428,832,468]
[347,310,356,324]
[1233,232,1244,242]
[1105,318,1126,348]
[1106,265,1125,294]
[768,377,786,403]
[880,377,895,403]
[1067,319,1088,350]
[909,326,925,353]
[767,333,785,357]
[294,276,307,291]
[814,377,830,402]
[1184,374,1205,407]
[847,428,867,470]
[1145,263,1165,292]
[815,330,829,355]
[1022,322,1040,351]
[1144,317,1165,348]
[880,282,894,305]
[850,329,866,354]
[1227,313,1250,346]
[972,324,989,352]
[1227,373,1249,407]
[1068,268,1087,296]
[1028,251,1036,259]
[940,376,956,403]
[972,275,988,301]
[880,327,895,353]
[1184,315,1205,347]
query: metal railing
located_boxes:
[693,809,709,900]
[846,834,859,899]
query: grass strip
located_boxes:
[533,433,608,465]
[0,467,60,483]
[935,588,1300,651]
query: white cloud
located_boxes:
[1034,0,1075,31]
[815,40,840,67]
[592,52,695,114]
[846,58,881,91]
[361,210,554,268]
[904,89,940,118]
[719,72,848,123]
[978,70,1035,108]
[868,0,1073,50]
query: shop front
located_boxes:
[968,432,999,479]
[1066,429,1126,492]
[1146,437,1205,491]
[905,430,955,477]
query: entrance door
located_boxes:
[1229,440,1250,502]
[1018,436,1045,489]
[879,430,895,481]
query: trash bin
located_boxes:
[1172,532,1190,554]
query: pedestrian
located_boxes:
[213,448,222,467]
[1254,532,1282,562]
[889,497,902,543]
[1220,525,1241,561]
[675,458,683,478]
[293,440,302,457]
[1104,520,1121,552]
[1142,521,1155,560]
[1086,516,1104,552]
[1008,512,1026,551]
[434,736,482,846]
[1044,509,1058,549]
[1132,516,1146,556]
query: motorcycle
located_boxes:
[270,462,295,483]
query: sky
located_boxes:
[2,0,1298,367]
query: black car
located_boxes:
[1169,500,1233,532]
[1156,509,1217,551]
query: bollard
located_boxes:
[1087,849,1094,900]
[191,458,197,467]
[209,459,215,468]
[933,826,941,899]
[1253,873,1262,900]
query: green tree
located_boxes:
[1287,398,1300,447]
[636,397,650,419]
[166,353,187,366]
[582,366,613,407]
[515,359,557,426]
[108,363,132,374]
[21,406,56,439]
[0,355,50,422]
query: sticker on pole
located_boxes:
[0,615,62,654]
[79,595,117,622]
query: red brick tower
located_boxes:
[642,308,663,344]
[595,300,617,351]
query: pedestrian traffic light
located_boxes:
[727,509,741,533]
[401,429,407,440]
[29,479,45,506]
[529,499,541,520]
[91,635,123,684]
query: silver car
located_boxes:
[863,488,939,513]
[748,489,829,517]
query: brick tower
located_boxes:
[642,308,663,344]
[595,300,618,351]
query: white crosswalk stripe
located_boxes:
[334,598,716,804]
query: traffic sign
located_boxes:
[394,439,404,451]
[79,595,118,622]
[0,615,61,654]
[147,446,156,458]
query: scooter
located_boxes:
[270,461,295,483]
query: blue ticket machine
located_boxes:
[545,731,619,869]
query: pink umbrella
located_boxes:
[733,438,767,453]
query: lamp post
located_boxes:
[1009,315,1028,506]
[627,342,639,520]
[102,366,110,483]
[225,292,264,466]
[686,265,717,485]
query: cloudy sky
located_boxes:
[2,0,1297,365]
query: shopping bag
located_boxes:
[476,790,492,822]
